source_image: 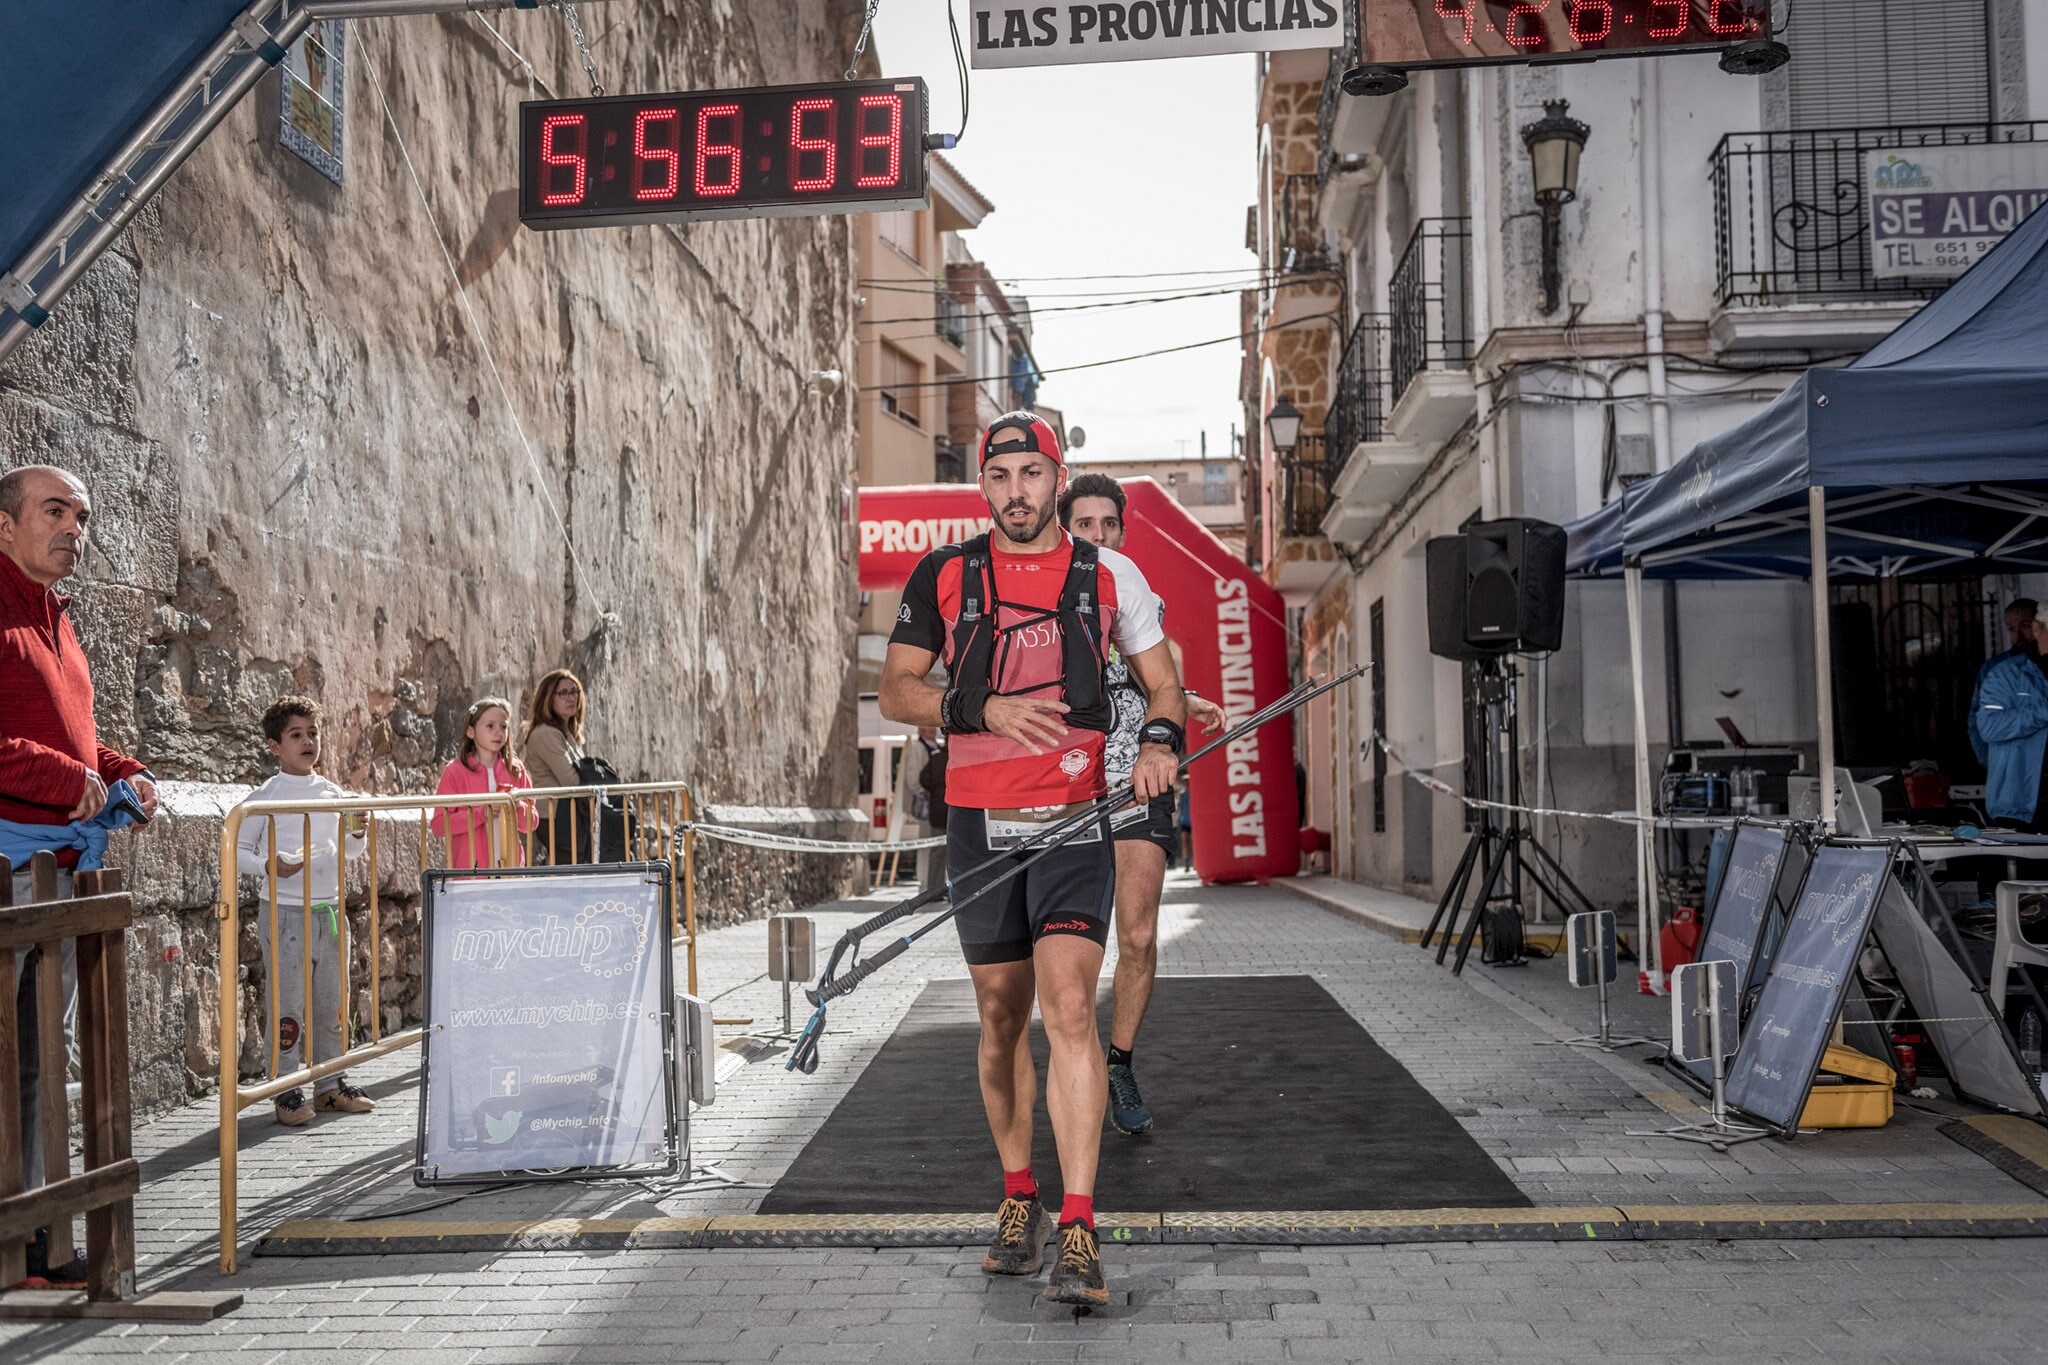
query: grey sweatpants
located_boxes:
[12,866,79,1194]
[257,898,350,1095]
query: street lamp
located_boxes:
[1266,396,1302,455]
[1520,99,1590,315]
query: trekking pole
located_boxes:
[787,666,1367,1073]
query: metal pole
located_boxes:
[1625,563,1658,976]
[1707,963,1729,1126]
[1810,485,1837,829]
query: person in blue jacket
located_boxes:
[1974,626,2048,827]
[1969,598,2037,769]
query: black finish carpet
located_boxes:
[759,973,1530,1213]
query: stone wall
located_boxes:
[2,2,867,1118]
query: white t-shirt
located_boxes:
[235,770,365,903]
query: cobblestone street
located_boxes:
[6,874,2048,1361]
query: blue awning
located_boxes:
[0,2,247,284]
[1567,199,2048,580]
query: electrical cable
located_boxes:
[858,271,1334,300]
[946,0,970,143]
[868,313,1339,390]
[360,32,607,614]
[860,281,1285,327]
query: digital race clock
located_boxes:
[1362,0,1767,68]
[518,78,930,230]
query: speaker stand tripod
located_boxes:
[1418,657,1606,976]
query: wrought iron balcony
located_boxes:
[935,286,967,349]
[1276,173,1334,275]
[1711,121,2048,307]
[1277,433,1333,540]
[1326,313,1391,466]
[1389,218,1473,403]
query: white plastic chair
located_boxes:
[1991,881,2048,1008]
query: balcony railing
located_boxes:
[1711,121,2048,307]
[1276,172,1333,275]
[1326,313,1390,465]
[1278,433,1333,539]
[1389,218,1473,402]
[934,436,968,484]
[935,286,967,348]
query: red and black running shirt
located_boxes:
[891,534,1166,810]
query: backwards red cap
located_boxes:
[978,411,1063,468]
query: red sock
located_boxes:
[1060,1193,1095,1229]
[1004,1168,1038,1201]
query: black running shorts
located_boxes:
[1110,791,1178,858]
[946,806,1114,965]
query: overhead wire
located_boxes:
[866,313,1339,390]
[359,29,607,613]
[858,280,1282,328]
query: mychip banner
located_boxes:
[1867,143,2048,280]
[969,1,1343,68]
[417,864,676,1184]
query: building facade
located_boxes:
[1246,2,2048,909]
[1,2,867,1114]
[852,156,1056,692]
[1070,451,1247,559]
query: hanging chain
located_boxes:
[845,0,883,80]
[554,1,603,96]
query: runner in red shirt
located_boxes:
[882,413,1185,1307]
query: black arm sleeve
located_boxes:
[888,553,947,655]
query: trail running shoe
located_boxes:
[1045,1219,1109,1307]
[316,1079,377,1114]
[981,1195,1051,1276]
[1107,1062,1152,1135]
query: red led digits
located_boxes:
[1645,0,1688,37]
[1568,0,1613,41]
[632,107,681,201]
[1503,0,1550,48]
[538,113,589,206]
[693,103,742,197]
[1435,0,1475,44]
[854,94,902,188]
[789,98,838,192]
[1706,0,1753,34]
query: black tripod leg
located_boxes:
[1437,831,1494,966]
[1421,832,1482,952]
[1525,833,1602,918]
[1451,835,1511,975]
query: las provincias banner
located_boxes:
[859,480,1300,884]
[969,0,1342,67]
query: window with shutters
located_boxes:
[1785,1,1990,130]
[878,342,921,428]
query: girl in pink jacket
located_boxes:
[430,697,539,869]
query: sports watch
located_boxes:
[1138,718,1186,755]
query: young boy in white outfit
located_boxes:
[235,697,373,1126]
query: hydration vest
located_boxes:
[946,533,1114,734]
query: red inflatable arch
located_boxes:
[858,479,1299,884]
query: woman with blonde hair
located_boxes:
[524,668,590,862]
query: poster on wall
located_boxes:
[1867,143,2048,280]
[279,19,346,185]
[417,864,676,1185]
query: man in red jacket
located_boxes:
[0,463,156,1285]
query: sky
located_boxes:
[871,2,1261,464]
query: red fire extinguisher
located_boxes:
[1643,906,1702,995]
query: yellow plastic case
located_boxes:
[1797,1043,1897,1129]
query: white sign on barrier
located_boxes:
[1566,909,1617,988]
[418,865,676,1184]
[969,1,1343,68]
[1670,959,1739,1065]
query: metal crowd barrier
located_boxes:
[213,780,695,1274]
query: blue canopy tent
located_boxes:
[1564,199,2048,943]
